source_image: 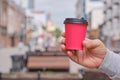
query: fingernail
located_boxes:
[67,51,71,54]
[83,40,87,44]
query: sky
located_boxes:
[13,0,103,30]
[35,0,77,31]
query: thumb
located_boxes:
[83,39,101,49]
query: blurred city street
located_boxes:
[0,0,120,80]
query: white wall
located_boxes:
[32,12,47,26]
[13,0,29,9]
[91,9,104,29]
[86,0,104,14]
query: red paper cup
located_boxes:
[64,18,88,50]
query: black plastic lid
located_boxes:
[64,17,88,24]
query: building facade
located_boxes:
[89,8,104,39]
[0,0,26,47]
[76,0,86,18]
[76,0,103,18]
[0,0,9,47]
[101,0,120,50]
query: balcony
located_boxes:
[112,4,119,18]
[106,0,112,8]
[113,0,120,4]
[112,18,119,32]
[105,9,112,21]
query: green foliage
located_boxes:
[54,28,62,38]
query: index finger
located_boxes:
[62,32,65,37]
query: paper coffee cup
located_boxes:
[64,18,88,50]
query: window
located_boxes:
[0,0,2,25]
[28,0,34,9]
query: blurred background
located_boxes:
[0,0,120,80]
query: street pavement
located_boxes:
[0,46,28,73]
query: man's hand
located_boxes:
[61,33,107,68]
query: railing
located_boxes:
[0,71,112,80]
[0,72,81,80]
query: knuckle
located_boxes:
[95,39,101,43]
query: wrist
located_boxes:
[97,47,107,68]
[98,49,120,77]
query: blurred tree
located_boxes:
[54,28,61,38]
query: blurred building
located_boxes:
[89,9,104,30]
[0,0,26,47]
[46,13,56,33]
[86,0,103,14]
[101,0,120,50]
[32,11,47,27]
[13,0,34,43]
[76,0,103,19]
[28,0,34,9]
[0,0,8,47]
[12,0,34,10]
[14,0,57,51]
[89,8,104,39]
[8,0,26,46]
[76,0,86,18]
[76,0,104,37]
[45,13,57,47]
